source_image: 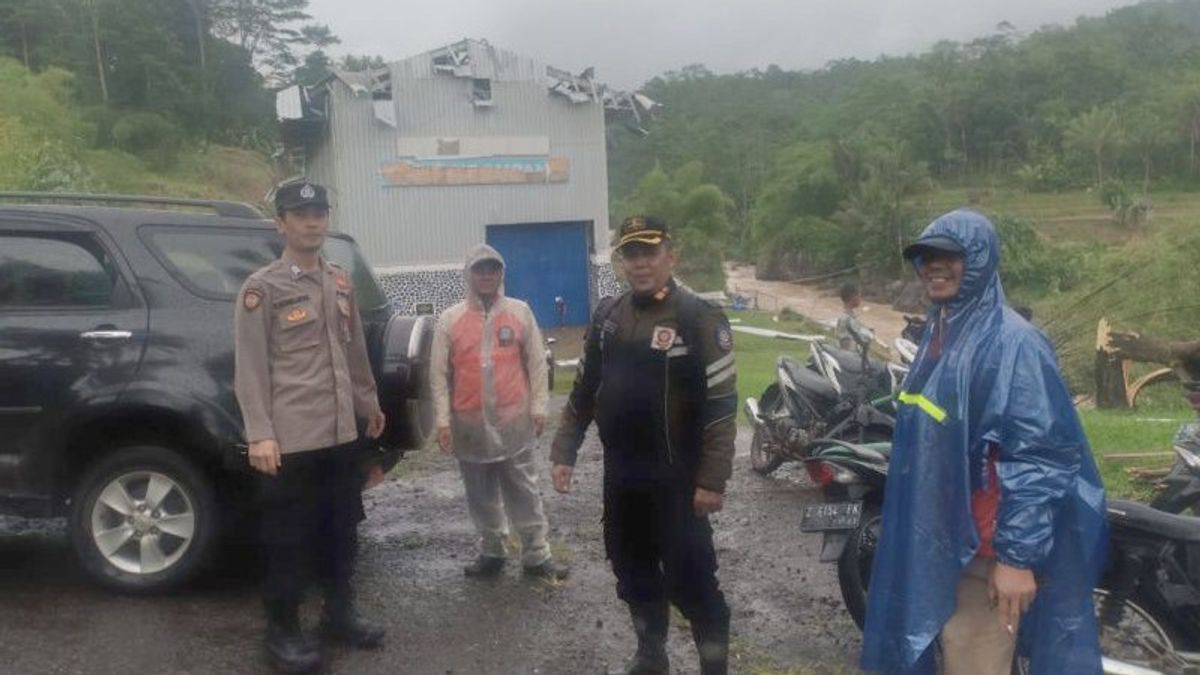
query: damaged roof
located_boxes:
[277,38,659,141]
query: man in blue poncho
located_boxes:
[860,210,1107,675]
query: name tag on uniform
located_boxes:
[651,326,676,351]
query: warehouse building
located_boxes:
[276,38,656,326]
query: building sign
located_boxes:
[382,136,570,187]
[381,156,570,186]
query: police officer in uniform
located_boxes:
[235,180,387,673]
[550,216,737,675]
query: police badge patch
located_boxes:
[497,325,515,346]
[651,326,676,351]
[243,288,263,311]
[333,269,351,291]
[300,183,316,199]
[716,324,733,352]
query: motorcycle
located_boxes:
[1151,422,1200,516]
[800,436,1200,675]
[1098,498,1200,673]
[744,322,905,476]
[901,314,927,344]
[798,438,889,629]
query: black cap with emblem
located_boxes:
[616,215,671,251]
[274,179,330,214]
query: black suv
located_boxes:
[0,193,432,592]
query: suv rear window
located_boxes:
[0,234,118,308]
[141,227,390,310]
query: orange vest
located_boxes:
[449,306,530,423]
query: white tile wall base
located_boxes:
[378,267,465,316]
[378,260,624,317]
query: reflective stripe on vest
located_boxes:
[896,391,948,424]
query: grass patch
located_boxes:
[1081,407,1189,501]
[552,369,576,396]
[729,309,861,423]
[913,185,1200,245]
[728,637,852,675]
[85,144,275,206]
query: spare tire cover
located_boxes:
[377,314,434,450]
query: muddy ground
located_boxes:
[725,264,909,350]
[0,405,859,675]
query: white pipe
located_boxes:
[1102,656,1164,675]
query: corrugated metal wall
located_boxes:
[312,43,611,270]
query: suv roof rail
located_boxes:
[0,192,265,219]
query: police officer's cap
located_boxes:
[616,215,671,251]
[274,179,330,213]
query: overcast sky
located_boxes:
[306,0,1141,89]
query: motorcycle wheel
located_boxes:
[1011,588,1184,674]
[750,384,786,476]
[837,505,881,630]
[750,426,785,476]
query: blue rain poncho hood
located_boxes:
[860,210,1107,674]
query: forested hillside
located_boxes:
[607,0,1200,286]
[0,0,377,201]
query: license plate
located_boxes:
[801,501,863,532]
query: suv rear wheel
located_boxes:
[68,445,218,593]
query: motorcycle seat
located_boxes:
[821,344,893,397]
[822,344,887,377]
[779,356,840,403]
[1107,499,1200,543]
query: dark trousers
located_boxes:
[604,482,730,626]
[258,443,366,614]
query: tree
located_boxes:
[836,129,934,278]
[1122,101,1174,193]
[617,162,735,291]
[339,54,387,71]
[749,141,850,277]
[209,0,334,85]
[917,42,979,176]
[82,0,109,104]
[289,23,339,85]
[1064,106,1121,187]
[0,0,59,69]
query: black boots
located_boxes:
[265,603,321,674]
[610,601,671,675]
[690,614,730,675]
[609,602,730,675]
[319,586,386,649]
